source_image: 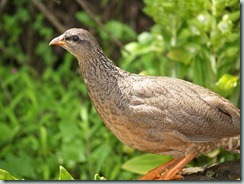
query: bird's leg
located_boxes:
[162,150,199,180]
[139,150,199,180]
[139,158,180,180]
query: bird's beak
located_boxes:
[49,34,65,46]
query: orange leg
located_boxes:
[139,158,179,180]
[139,151,199,180]
[162,151,199,180]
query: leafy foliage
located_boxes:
[0,61,137,180]
[0,0,240,180]
[122,0,240,105]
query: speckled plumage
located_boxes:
[49,28,240,159]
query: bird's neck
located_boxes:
[77,52,124,96]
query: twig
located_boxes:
[0,0,8,18]
[76,0,128,52]
[183,160,240,180]
[31,0,67,33]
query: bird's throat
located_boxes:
[78,56,121,100]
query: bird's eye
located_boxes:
[72,35,80,42]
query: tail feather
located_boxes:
[220,135,240,153]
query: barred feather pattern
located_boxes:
[51,28,240,159]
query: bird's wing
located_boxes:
[124,76,240,142]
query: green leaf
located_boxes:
[91,144,111,173]
[138,32,154,44]
[122,153,172,175]
[218,15,233,34]
[1,151,37,178]
[215,74,239,97]
[167,48,192,64]
[100,20,136,40]
[76,12,96,27]
[0,124,15,143]
[0,169,18,180]
[224,47,239,58]
[94,173,107,180]
[58,166,74,180]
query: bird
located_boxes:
[49,28,240,180]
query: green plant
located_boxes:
[121,0,240,104]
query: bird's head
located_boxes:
[49,28,102,59]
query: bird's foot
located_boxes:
[139,158,179,180]
[138,151,199,180]
[161,170,184,180]
[140,170,184,180]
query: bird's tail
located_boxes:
[220,135,240,154]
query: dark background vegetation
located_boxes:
[0,0,240,180]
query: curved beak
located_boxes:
[49,34,65,46]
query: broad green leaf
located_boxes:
[58,166,74,180]
[0,169,18,180]
[122,153,172,175]
[167,48,192,64]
